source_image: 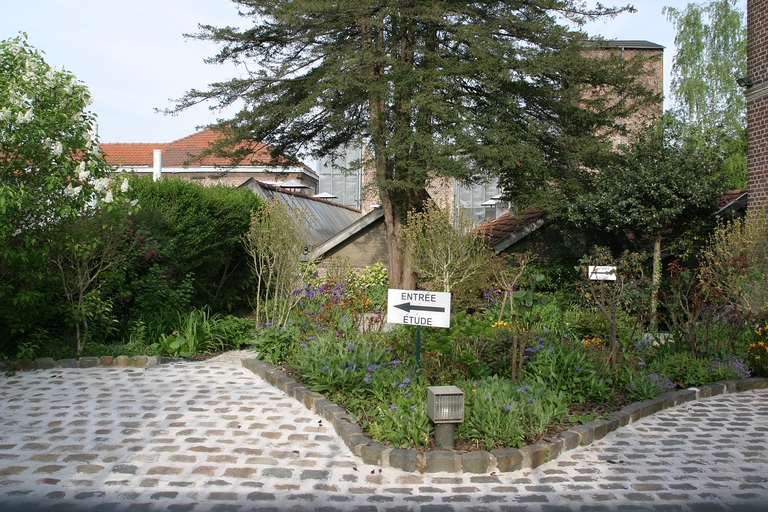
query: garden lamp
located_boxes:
[427,386,464,449]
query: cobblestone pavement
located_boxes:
[1,362,767,512]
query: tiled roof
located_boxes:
[477,208,547,250]
[717,189,748,209]
[100,128,313,172]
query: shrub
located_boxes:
[244,198,316,326]
[749,322,768,377]
[625,372,677,401]
[523,334,613,403]
[457,376,569,450]
[127,176,262,312]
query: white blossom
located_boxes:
[93,177,110,194]
[63,183,82,197]
[103,190,114,203]
[16,110,33,123]
[0,109,11,122]
[120,179,129,193]
[50,141,63,156]
[78,163,91,181]
[130,199,139,207]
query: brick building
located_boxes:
[747,0,768,209]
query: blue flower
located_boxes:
[485,395,491,400]
[575,366,581,372]
[403,378,411,385]
[405,393,411,398]
[410,405,416,410]
[517,386,531,393]
[347,343,355,351]
[390,359,401,365]
[504,405,512,412]
[300,342,307,348]
[367,364,378,372]
[347,361,355,367]
[265,322,273,327]
[528,398,535,403]
[322,366,329,372]
[308,336,316,341]
[342,316,349,322]
[385,347,391,351]
[363,373,371,383]
[390,404,397,411]
[638,361,645,366]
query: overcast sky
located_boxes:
[0,0,747,144]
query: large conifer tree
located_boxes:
[172,0,656,287]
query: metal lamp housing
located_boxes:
[427,386,465,424]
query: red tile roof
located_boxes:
[100,128,312,171]
[717,189,748,209]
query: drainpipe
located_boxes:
[153,150,162,182]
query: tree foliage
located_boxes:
[664,0,747,188]
[569,117,724,328]
[0,34,113,343]
[397,199,491,294]
[173,0,657,287]
[569,117,723,242]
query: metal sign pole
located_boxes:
[416,326,421,371]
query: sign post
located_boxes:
[387,289,452,370]
[588,266,617,281]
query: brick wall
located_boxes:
[318,219,389,270]
[748,0,768,209]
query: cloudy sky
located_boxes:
[1,0,747,144]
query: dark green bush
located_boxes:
[125,176,262,313]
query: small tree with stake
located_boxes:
[569,117,723,331]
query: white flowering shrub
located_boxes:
[0,34,112,232]
[1,35,131,352]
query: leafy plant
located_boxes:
[664,260,744,358]
[457,376,569,450]
[248,323,300,364]
[749,321,768,377]
[523,335,613,404]
[244,199,317,327]
[397,198,492,294]
[625,372,677,401]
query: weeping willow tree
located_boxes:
[664,0,747,188]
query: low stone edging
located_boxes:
[240,357,768,475]
[0,355,183,372]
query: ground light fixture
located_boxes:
[426,385,465,449]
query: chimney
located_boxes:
[153,150,162,182]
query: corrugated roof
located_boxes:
[241,179,363,246]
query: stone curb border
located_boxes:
[241,358,768,475]
[0,355,183,371]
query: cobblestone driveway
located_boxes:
[1,362,767,511]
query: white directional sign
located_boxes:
[588,266,617,281]
[387,289,451,328]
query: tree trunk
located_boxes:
[366,19,419,290]
[650,234,661,332]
